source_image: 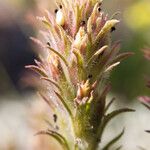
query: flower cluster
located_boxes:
[26,0,134,149]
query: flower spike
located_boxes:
[27,0,134,149]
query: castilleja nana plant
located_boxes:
[26,0,134,149]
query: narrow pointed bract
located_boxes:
[27,0,133,149]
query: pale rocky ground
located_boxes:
[0,94,150,150]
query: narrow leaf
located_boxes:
[101,84,112,98]
[104,97,115,114]
[96,41,120,77]
[54,91,73,119]
[75,4,80,31]
[87,45,108,66]
[73,48,84,69]
[104,62,120,73]
[25,65,48,77]
[102,129,124,150]
[41,77,62,92]
[111,52,134,64]
[35,130,70,150]
[44,119,54,129]
[47,46,69,67]
[30,37,45,48]
[98,108,135,140]
[38,92,55,110]
[110,11,121,19]
[57,25,72,53]
[87,2,99,34]
[36,16,51,28]
[94,19,119,45]
[73,48,85,79]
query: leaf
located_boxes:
[73,48,85,79]
[91,84,111,123]
[30,37,45,49]
[104,62,120,73]
[75,4,80,31]
[41,77,63,92]
[57,25,72,55]
[42,20,51,28]
[36,16,51,28]
[34,59,42,66]
[87,2,99,34]
[87,45,108,66]
[110,11,121,19]
[100,84,112,98]
[95,41,120,79]
[111,52,134,64]
[98,108,135,140]
[94,19,119,45]
[73,48,84,69]
[104,41,120,64]
[47,46,69,67]
[25,65,48,77]
[38,92,55,110]
[102,129,124,150]
[35,129,70,150]
[44,119,54,129]
[54,91,73,119]
[104,97,115,114]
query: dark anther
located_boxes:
[80,20,86,26]
[98,7,101,12]
[59,5,62,9]
[47,42,50,46]
[53,114,57,123]
[55,9,58,13]
[111,26,116,32]
[88,74,93,79]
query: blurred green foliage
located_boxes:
[111,0,150,101]
[124,0,150,31]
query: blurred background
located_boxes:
[0,0,150,149]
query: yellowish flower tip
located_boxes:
[74,27,86,49]
[81,80,91,96]
[77,80,91,99]
[55,6,65,26]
